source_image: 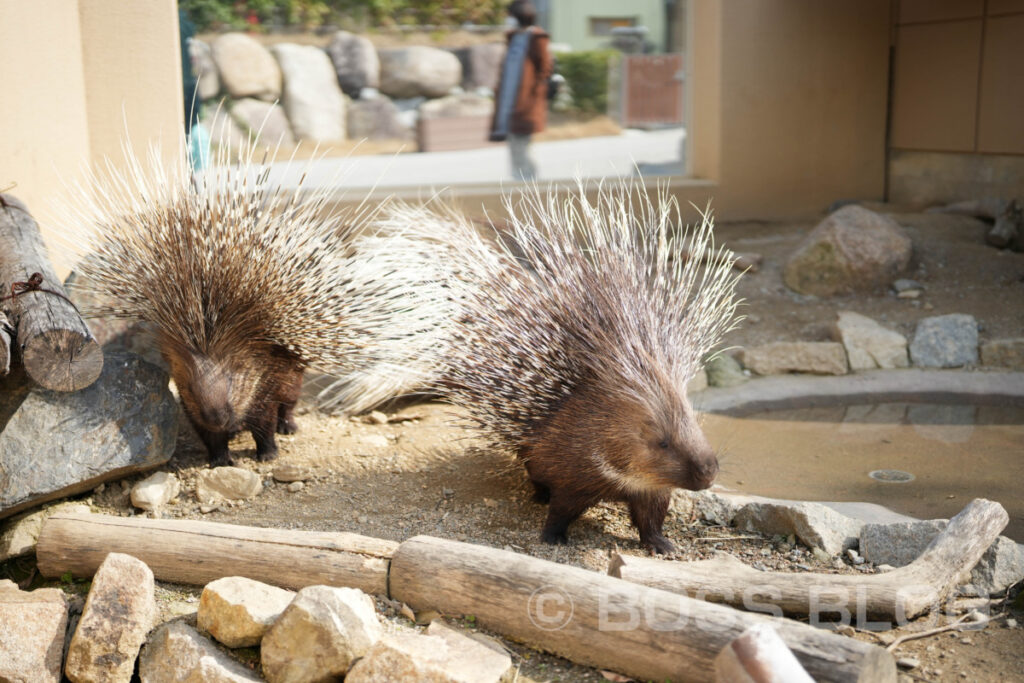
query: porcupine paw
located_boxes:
[642,533,675,555]
[276,418,298,435]
[208,452,235,468]
[254,446,279,462]
[541,528,570,545]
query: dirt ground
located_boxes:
[5,207,1024,681]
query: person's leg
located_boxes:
[508,133,537,181]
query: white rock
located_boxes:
[272,463,312,482]
[733,501,864,556]
[131,472,180,512]
[212,33,282,100]
[833,311,909,370]
[139,621,262,683]
[260,585,381,682]
[229,98,294,146]
[379,46,462,99]
[0,502,90,561]
[198,576,296,648]
[287,481,304,493]
[188,38,221,100]
[740,341,849,376]
[195,467,262,505]
[0,586,68,683]
[271,43,346,143]
[65,553,156,683]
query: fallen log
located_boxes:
[0,193,102,391]
[36,513,396,595]
[714,623,814,683]
[609,498,1007,624]
[390,535,894,683]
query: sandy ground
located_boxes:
[4,207,1024,681]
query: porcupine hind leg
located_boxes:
[628,489,674,555]
[247,401,281,462]
[540,489,594,545]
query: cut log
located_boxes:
[714,623,814,683]
[0,194,102,391]
[36,513,396,595]
[610,498,1007,623]
[390,535,895,683]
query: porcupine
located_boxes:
[59,142,452,466]
[406,181,742,553]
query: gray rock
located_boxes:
[860,519,1024,596]
[188,38,220,100]
[0,585,68,683]
[260,585,381,682]
[65,553,156,683]
[139,621,262,683]
[740,341,849,376]
[198,576,295,648]
[783,206,913,296]
[228,98,294,146]
[892,278,923,293]
[0,502,90,561]
[909,314,978,368]
[419,93,494,119]
[674,489,748,526]
[980,338,1024,370]
[687,368,708,394]
[833,311,909,370]
[271,43,346,143]
[379,46,462,99]
[347,97,412,141]
[0,352,177,518]
[705,353,748,387]
[733,501,864,555]
[130,472,180,513]
[326,31,380,97]
[212,33,282,101]
[451,43,506,91]
[195,467,262,505]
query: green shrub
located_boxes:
[556,50,616,114]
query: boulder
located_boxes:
[229,98,294,146]
[733,501,864,555]
[326,31,380,97]
[451,43,506,91]
[347,97,412,141]
[0,585,68,683]
[379,46,462,99]
[139,621,262,683]
[909,314,978,368]
[195,467,262,505]
[783,206,913,296]
[188,38,221,100]
[705,353,748,387]
[980,338,1024,370]
[130,472,180,513]
[271,43,346,143]
[0,352,177,518]
[65,553,156,683]
[832,311,909,370]
[211,33,282,101]
[260,585,381,682]
[740,341,849,376]
[198,576,296,648]
[0,502,91,561]
[419,93,494,119]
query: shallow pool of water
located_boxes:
[701,403,1024,540]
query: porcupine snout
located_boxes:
[674,411,719,491]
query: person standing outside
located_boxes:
[490,1,553,181]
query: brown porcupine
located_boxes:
[59,143,453,466]
[404,182,742,553]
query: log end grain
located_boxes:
[22,329,103,391]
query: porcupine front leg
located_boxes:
[191,421,233,467]
[275,367,303,435]
[628,489,674,555]
[541,489,593,545]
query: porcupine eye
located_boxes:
[658,439,670,450]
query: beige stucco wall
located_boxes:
[0,0,183,272]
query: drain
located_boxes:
[869,469,915,483]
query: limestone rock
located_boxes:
[271,463,312,483]
[327,31,380,97]
[909,314,978,368]
[964,536,1024,597]
[980,338,1024,370]
[260,585,381,682]
[783,206,913,296]
[65,553,156,683]
[229,98,294,146]
[0,352,177,518]
[347,620,513,683]
[451,43,505,91]
[271,43,346,143]
[131,472,180,512]
[0,586,68,683]
[733,501,863,555]
[740,341,849,376]
[212,33,282,101]
[188,38,220,100]
[0,502,90,561]
[833,311,909,370]
[419,93,494,119]
[347,97,412,141]
[379,46,462,99]
[139,621,262,683]
[195,467,262,505]
[198,576,296,648]
[705,353,748,387]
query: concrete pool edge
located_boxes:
[692,368,1024,416]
